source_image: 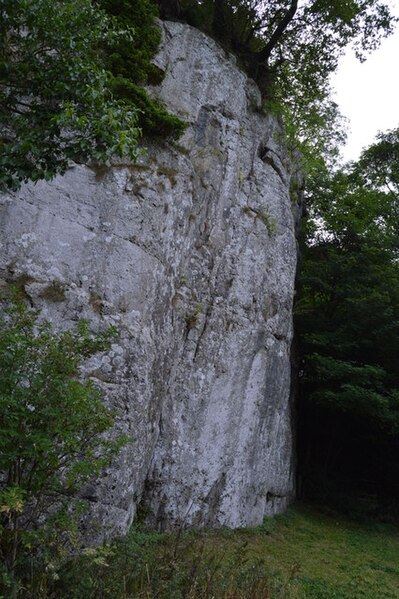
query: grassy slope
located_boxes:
[57,504,399,598]
[223,505,399,598]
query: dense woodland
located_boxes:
[297,131,399,514]
[1,0,399,596]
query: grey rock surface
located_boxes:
[0,22,299,535]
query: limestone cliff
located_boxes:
[0,22,299,535]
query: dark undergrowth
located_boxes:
[12,503,398,599]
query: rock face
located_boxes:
[0,22,299,535]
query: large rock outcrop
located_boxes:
[0,22,300,535]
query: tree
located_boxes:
[0,0,187,192]
[296,134,399,511]
[252,0,394,168]
[0,0,142,191]
[0,297,127,598]
[357,127,399,198]
[178,0,395,167]
[192,0,395,85]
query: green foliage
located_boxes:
[356,127,399,197]
[296,131,399,506]
[264,0,394,171]
[101,0,162,83]
[0,0,186,192]
[270,77,347,174]
[15,505,399,598]
[0,0,141,191]
[101,0,187,139]
[109,77,187,139]
[178,0,395,170]
[44,522,274,598]
[0,297,127,598]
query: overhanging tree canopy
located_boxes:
[0,0,186,192]
[0,0,144,190]
[168,0,395,166]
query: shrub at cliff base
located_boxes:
[0,297,127,598]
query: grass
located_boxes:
[236,505,399,598]
[50,504,399,598]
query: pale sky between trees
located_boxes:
[332,0,399,161]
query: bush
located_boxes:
[0,297,127,598]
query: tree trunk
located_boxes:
[258,0,298,63]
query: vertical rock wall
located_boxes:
[0,22,299,534]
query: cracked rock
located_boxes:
[0,21,301,537]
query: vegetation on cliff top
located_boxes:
[0,0,139,191]
[1,0,396,191]
[157,0,396,168]
[0,0,185,192]
[100,0,187,139]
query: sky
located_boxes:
[331,0,399,162]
